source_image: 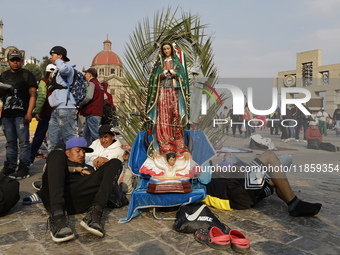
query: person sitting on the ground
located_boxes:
[305,121,339,152]
[38,137,122,243]
[205,151,322,217]
[85,124,124,168]
[118,145,138,194]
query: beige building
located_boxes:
[90,39,139,111]
[273,49,340,114]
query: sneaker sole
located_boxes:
[9,174,30,180]
[32,181,41,191]
[80,221,104,237]
[50,231,75,243]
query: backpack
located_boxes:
[48,67,86,105]
[101,100,115,125]
[173,202,229,234]
[0,174,20,216]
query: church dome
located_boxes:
[91,39,122,67]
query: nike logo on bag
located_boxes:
[185,204,206,221]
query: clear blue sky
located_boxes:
[1,0,339,108]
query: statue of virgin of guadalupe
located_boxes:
[145,41,190,159]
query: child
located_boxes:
[118,145,137,194]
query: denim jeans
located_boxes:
[2,117,31,168]
[336,120,340,137]
[48,108,76,151]
[295,119,308,140]
[83,115,101,146]
[245,123,253,138]
[289,121,295,138]
[30,116,50,164]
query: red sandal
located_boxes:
[194,227,231,250]
[229,229,250,253]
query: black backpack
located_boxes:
[101,100,115,125]
[0,174,20,216]
[173,202,229,233]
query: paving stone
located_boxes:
[0,231,32,246]
[252,240,309,255]
[0,241,45,255]
[134,241,179,255]
[254,226,299,244]
[289,237,322,251]
[88,240,135,254]
[116,230,154,246]
[0,218,26,234]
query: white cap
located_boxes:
[46,64,56,72]
[309,121,317,126]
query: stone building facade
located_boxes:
[273,49,340,113]
[90,39,139,111]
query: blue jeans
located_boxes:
[245,122,253,138]
[48,108,76,151]
[289,121,295,138]
[2,117,30,168]
[295,119,308,140]
[30,116,50,164]
[336,120,340,137]
[83,115,101,146]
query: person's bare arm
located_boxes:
[24,87,37,123]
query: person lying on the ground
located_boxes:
[305,121,339,152]
[85,124,124,168]
[204,151,322,217]
[34,137,122,243]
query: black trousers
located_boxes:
[40,150,122,214]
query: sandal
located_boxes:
[194,227,231,250]
[22,193,42,205]
[229,229,250,253]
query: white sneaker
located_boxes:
[301,140,307,143]
[295,139,300,142]
[284,139,289,143]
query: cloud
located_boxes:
[304,0,340,14]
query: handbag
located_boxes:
[0,174,20,216]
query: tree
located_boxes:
[117,7,228,148]
[40,56,51,74]
[24,63,42,81]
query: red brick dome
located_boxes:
[91,39,122,67]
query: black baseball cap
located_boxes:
[50,46,70,62]
[99,125,116,136]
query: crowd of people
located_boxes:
[0,45,323,247]
[217,103,340,144]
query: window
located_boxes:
[302,62,313,87]
[111,68,115,75]
[99,68,104,76]
[110,89,115,95]
[120,70,123,77]
[322,71,329,85]
[130,97,135,106]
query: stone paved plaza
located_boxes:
[0,128,339,255]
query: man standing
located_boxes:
[333,104,340,137]
[295,104,311,142]
[40,137,122,242]
[85,124,124,168]
[79,68,104,146]
[316,108,329,136]
[47,46,77,151]
[0,49,37,179]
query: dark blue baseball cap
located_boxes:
[65,137,93,153]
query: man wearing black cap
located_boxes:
[39,137,122,242]
[0,48,37,179]
[47,46,77,151]
[79,67,104,146]
[85,124,124,168]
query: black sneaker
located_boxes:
[48,209,74,243]
[32,180,42,191]
[0,161,16,176]
[9,163,30,179]
[80,205,104,237]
